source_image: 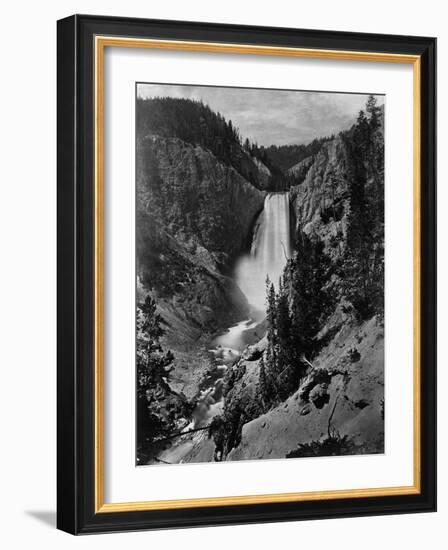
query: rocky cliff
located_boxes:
[290,137,349,259]
[137,134,268,396]
[138,135,266,266]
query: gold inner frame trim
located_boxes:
[94,35,422,513]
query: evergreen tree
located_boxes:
[136,295,188,452]
[345,142,368,253]
[139,294,164,341]
[286,232,332,361]
[258,355,268,411]
[355,110,370,149]
[261,233,333,405]
[366,95,381,132]
[341,95,384,319]
[276,287,291,344]
[274,285,297,398]
[265,278,277,346]
[263,343,278,406]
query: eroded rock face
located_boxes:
[138,135,266,264]
[227,316,384,460]
[290,137,349,260]
[136,135,267,339]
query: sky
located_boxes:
[137,83,384,147]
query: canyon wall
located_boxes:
[137,134,267,339]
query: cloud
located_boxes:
[137,83,384,146]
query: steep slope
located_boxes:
[290,137,349,260]
[137,134,266,326]
[227,313,384,460]
[262,137,331,172]
[136,96,273,190]
[138,135,266,266]
[287,155,314,183]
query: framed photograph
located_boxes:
[57,14,436,534]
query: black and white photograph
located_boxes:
[136,83,385,465]
[0,0,441,542]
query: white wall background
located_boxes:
[0,0,443,547]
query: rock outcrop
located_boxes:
[137,135,266,266]
[290,137,349,259]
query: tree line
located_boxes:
[137,96,301,192]
[262,136,334,172]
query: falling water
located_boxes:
[153,193,292,464]
[235,192,292,313]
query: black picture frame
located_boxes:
[57,14,436,534]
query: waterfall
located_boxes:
[235,192,292,313]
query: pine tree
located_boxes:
[258,356,268,412]
[287,232,332,362]
[366,95,381,132]
[261,233,333,403]
[345,146,367,253]
[275,284,295,391]
[355,110,370,153]
[276,287,291,344]
[137,295,174,398]
[341,95,384,319]
[140,294,164,340]
[263,344,278,407]
[136,295,185,453]
[265,277,277,346]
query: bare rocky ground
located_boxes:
[227,311,384,460]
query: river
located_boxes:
[154,318,259,464]
[153,192,292,464]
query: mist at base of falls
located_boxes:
[234,192,292,314]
